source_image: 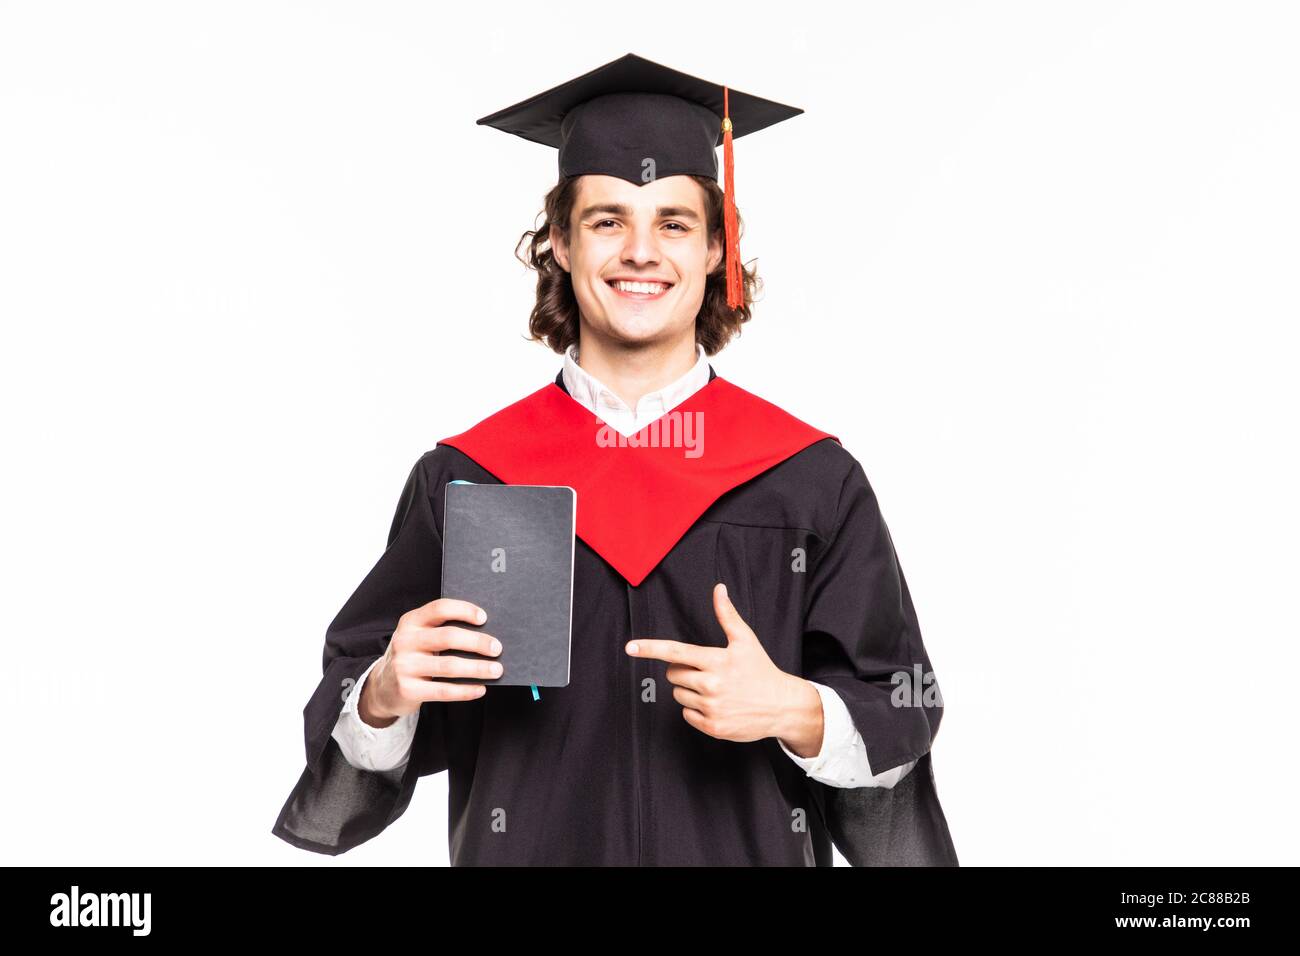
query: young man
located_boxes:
[271,54,958,866]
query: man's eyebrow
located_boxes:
[655,205,701,222]
[578,203,701,222]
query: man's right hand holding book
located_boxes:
[360,597,503,728]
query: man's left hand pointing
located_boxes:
[625,582,824,755]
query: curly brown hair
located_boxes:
[514,175,761,356]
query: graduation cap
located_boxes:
[476,53,803,309]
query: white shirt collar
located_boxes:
[561,343,711,438]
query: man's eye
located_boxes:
[592,219,688,231]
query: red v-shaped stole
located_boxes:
[436,376,839,587]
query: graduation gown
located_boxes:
[271,367,959,865]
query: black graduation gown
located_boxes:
[271,367,958,865]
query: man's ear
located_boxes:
[550,224,570,273]
[707,230,723,275]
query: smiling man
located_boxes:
[271,53,958,866]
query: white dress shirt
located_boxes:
[330,342,917,790]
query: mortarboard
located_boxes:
[476,53,803,309]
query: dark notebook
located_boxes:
[439,480,575,688]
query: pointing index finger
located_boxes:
[625,638,718,669]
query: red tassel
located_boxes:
[722,86,742,310]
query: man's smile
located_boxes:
[606,278,674,300]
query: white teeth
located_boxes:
[611,280,669,295]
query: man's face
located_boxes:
[551,174,722,350]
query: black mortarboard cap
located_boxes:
[476,53,803,308]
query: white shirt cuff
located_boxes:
[330,657,419,772]
[777,681,918,789]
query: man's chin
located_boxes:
[598,323,681,348]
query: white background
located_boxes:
[2,1,1296,866]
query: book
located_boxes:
[438,480,575,688]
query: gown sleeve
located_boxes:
[270,451,450,855]
[799,456,959,865]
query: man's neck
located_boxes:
[573,331,699,409]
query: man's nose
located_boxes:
[620,223,661,265]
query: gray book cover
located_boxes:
[439,480,575,687]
